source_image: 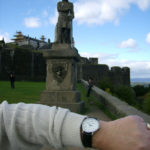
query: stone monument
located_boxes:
[40,0,84,112]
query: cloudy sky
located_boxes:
[0,0,150,79]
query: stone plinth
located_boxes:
[40,43,84,113]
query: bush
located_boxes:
[133,85,149,97]
[143,92,150,115]
[115,86,136,105]
[98,77,114,93]
[105,88,112,94]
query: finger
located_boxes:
[146,123,150,130]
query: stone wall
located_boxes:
[82,64,109,81]
[0,47,46,81]
[0,46,130,87]
[81,64,130,87]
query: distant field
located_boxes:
[131,78,150,87]
[0,81,45,103]
[131,78,150,82]
[131,82,150,87]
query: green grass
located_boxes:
[77,83,90,110]
[0,81,117,119]
[77,83,117,120]
[0,81,45,103]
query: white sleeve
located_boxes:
[0,101,86,150]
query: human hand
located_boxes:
[92,116,150,150]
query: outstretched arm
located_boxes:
[0,101,150,150]
[0,101,86,150]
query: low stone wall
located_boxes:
[81,79,150,123]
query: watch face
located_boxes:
[82,118,100,133]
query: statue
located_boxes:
[55,0,74,44]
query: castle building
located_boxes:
[12,31,48,49]
[0,38,5,48]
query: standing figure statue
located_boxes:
[55,0,74,44]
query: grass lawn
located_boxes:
[0,81,116,119]
[0,81,45,103]
[0,81,91,105]
[0,81,87,104]
[77,83,117,119]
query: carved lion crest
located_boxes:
[52,63,68,83]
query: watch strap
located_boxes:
[81,117,100,148]
[82,132,92,147]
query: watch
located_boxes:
[81,117,100,148]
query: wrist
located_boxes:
[92,121,107,149]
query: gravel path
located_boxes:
[85,104,112,121]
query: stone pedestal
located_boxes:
[40,43,84,113]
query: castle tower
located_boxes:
[12,31,24,43]
[40,35,46,42]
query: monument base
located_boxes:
[40,91,84,113]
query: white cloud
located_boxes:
[128,61,150,78]
[105,59,150,78]
[24,17,41,28]
[80,51,150,78]
[74,0,150,25]
[133,0,150,10]
[118,38,137,49]
[146,32,150,44]
[0,32,12,43]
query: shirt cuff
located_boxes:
[61,112,87,148]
